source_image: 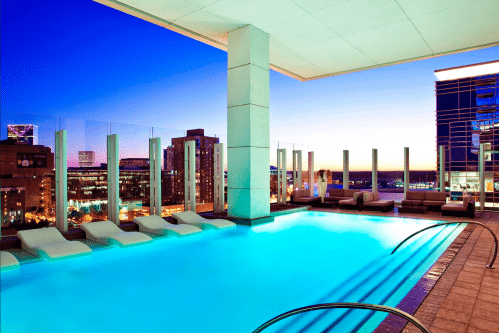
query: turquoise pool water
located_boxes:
[1,212,465,333]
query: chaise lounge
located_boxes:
[441,195,475,218]
[133,215,202,236]
[17,227,92,260]
[1,251,20,272]
[171,211,236,230]
[80,220,153,247]
[362,192,395,213]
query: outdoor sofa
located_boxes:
[292,189,320,204]
[80,220,153,247]
[441,195,475,218]
[362,192,395,212]
[324,189,360,203]
[401,191,447,211]
[338,192,364,210]
[17,227,92,260]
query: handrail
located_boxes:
[391,221,497,268]
[252,302,431,333]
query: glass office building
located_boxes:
[435,60,499,210]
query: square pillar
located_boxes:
[479,143,484,212]
[149,138,161,216]
[227,25,271,224]
[404,147,409,199]
[292,150,302,192]
[55,130,68,232]
[343,150,349,190]
[439,145,445,193]
[372,148,378,193]
[184,140,196,212]
[214,143,225,213]
[308,152,314,197]
[107,134,119,224]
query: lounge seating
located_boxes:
[133,215,202,236]
[363,192,395,212]
[338,192,364,210]
[171,211,236,230]
[441,195,475,218]
[80,221,153,247]
[1,251,20,272]
[292,189,320,204]
[324,189,359,203]
[17,227,92,260]
[401,191,447,211]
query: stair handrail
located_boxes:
[391,221,497,268]
[252,302,431,333]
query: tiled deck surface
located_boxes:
[310,206,499,333]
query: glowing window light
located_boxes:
[435,61,499,81]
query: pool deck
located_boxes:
[309,206,499,333]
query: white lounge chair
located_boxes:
[171,211,236,230]
[1,251,20,272]
[133,215,202,236]
[80,221,153,247]
[17,227,92,260]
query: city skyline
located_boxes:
[1,0,499,170]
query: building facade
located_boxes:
[7,124,39,145]
[163,146,174,171]
[172,129,219,204]
[78,151,96,167]
[435,60,499,209]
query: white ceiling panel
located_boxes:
[203,0,307,29]
[121,0,200,22]
[290,0,349,13]
[264,15,338,50]
[312,0,407,37]
[291,37,376,72]
[396,0,482,18]
[95,0,499,81]
[174,9,240,44]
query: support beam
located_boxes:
[214,143,225,213]
[184,140,196,212]
[308,151,314,197]
[292,150,302,192]
[107,134,119,224]
[439,145,445,193]
[149,137,161,216]
[227,25,270,223]
[55,130,68,232]
[479,143,485,213]
[343,150,349,190]
[277,149,287,205]
[372,148,378,193]
[404,147,409,199]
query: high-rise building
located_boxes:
[435,60,499,209]
[78,151,95,167]
[119,158,149,169]
[7,125,39,145]
[163,146,174,171]
[171,129,219,204]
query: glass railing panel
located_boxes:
[60,117,109,228]
[1,112,58,237]
[110,122,152,222]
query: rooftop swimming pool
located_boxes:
[1,212,465,333]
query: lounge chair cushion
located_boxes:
[401,199,423,206]
[133,215,202,236]
[364,200,394,207]
[338,198,357,206]
[363,192,380,202]
[294,189,308,198]
[172,211,236,229]
[328,189,344,197]
[425,191,446,202]
[423,200,446,207]
[17,227,92,259]
[343,189,357,197]
[1,251,20,271]
[441,204,467,212]
[406,191,426,200]
[80,221,152,247]
[294,196,320,202]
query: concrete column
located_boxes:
[214,143,225,213]
[308,151,314,197]
[184,140,196,212]
[149,138,161,216]
[107,134,119,224]
[292,150,302,192]
[479,143,485,212]
[277,149,287,205]
[227,25,270,222]
[404,147,409,199]
[439,145,445,193]
[343,150,349,190]
[55,130,68,232]
[372,148,378,193]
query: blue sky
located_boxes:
[2,0,498,169]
